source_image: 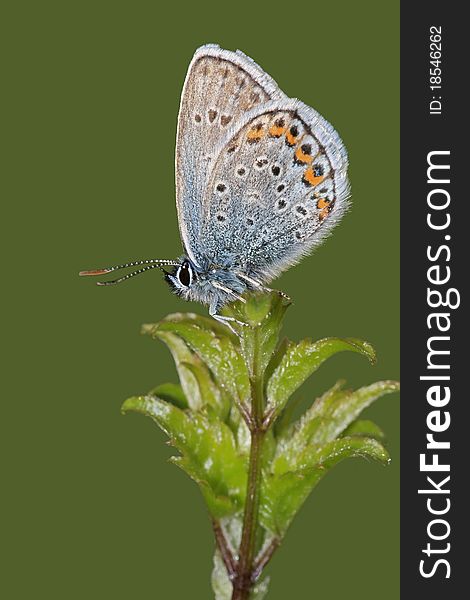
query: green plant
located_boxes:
[122,292,399,600]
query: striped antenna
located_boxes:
[79,259,180,286]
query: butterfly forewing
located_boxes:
[175,45,285,265]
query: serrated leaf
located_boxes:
[266,338,377,422]
[122,395,247,518]
[273,380,398,474]
[144,318,250,411]
[261,436,390,534]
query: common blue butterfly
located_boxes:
[80,45,350,328]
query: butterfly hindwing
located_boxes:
[175,45,285,265]
[199,99,350,281]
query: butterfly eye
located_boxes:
[177,262,192,287]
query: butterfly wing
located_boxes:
[198,98,350,282]
[175,44,285,266]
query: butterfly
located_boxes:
[80,44,350,328]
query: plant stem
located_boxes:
[231,328,265,600]
[232,429,263,599]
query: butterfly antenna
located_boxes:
[79,259,179,285]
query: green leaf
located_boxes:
[146,329,203,410]
[342,419,386,441]
[307,380,398,447]
[273,393,303,438]
[122,395,247,518]
[273,380,398,474]
[223,292,290,377]
[143,311,238,342]
[148,383,188,409]
[264,336,290,395]
[144,316,251,411]
[261,436,390,534]
[171,456,235,517]
[266,338,377,423]
[296,434,390,471]
[181,361,230,420]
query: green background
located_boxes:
[2,1,399,598]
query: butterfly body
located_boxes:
[80,45,350,327]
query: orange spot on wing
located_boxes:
[247,127,264,142]
[295,146,313,164]
[317,198,330,209]
[285,130,297,146]
[303,167,324,187]
[269,124,286,137]
[319,207,330,220]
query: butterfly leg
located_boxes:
[209,302,249,334]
